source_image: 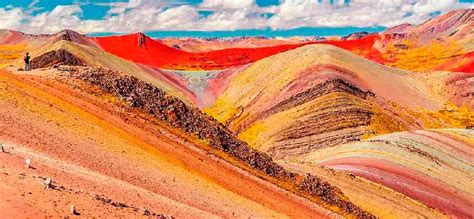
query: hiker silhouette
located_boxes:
[24,52,31,71]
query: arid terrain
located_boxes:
[0,8,473,218]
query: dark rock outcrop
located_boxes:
[63,66,294,180]
[342,31,369,40]
[299,174,375,218]
[262,79,374,118]
[30,49,84,69]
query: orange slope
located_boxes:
[0,70,332,218]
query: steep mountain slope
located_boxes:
[0,30,29,44]
[93,33,311,70]
[206,44,473,158]
[90,10,473,73]
[381,9,473,73]
[384,9,473,42]
[280,161,446,219]
[1,9,472,218]
[3,10,471,74]
[0,29,98,69]
[205,42,473,217]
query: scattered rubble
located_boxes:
[95,194,129,208]
[299,174,375,218]
[70,205,79,215]
[43,177,52,189]
[25,159,31,169]
[142,208,151,216]
[37,176,65,191]
[94,194,172,218]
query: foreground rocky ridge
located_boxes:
[57,65,374,218]
[1,69,333,218]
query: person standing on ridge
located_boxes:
[24,52,31,71]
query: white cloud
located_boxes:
[200,0,255,9]
[412,0,458,14]
[267,0,470,29]
[106,0,142,16]
[156,5,200,29]
[0,8,24,29]
[28,5,82,33]
[0,0,471,34]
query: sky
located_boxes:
[0,0,472,37]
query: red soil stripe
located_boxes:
[92,34,384,70]
[322,157,474,218]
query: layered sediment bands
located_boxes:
[384,9,473,42]
[31,49,83,69]
[11,39,197,105]
[269,107,373,158]
[261,80,375,159]
[281,161,446,218]
[297,174,374,217]
[58,66,374,218]
[380,9,473,73]
[93,32,388,70]
[207,44,472,161]
[260,79,375,122]
[300,129,474,218]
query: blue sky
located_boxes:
[0,0,472,37]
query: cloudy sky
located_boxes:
[0,0,472,35]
